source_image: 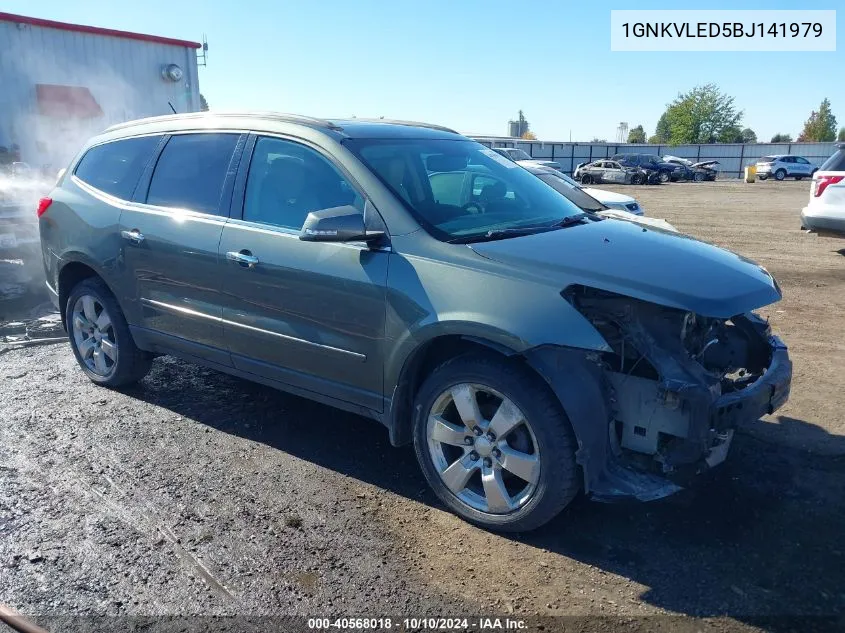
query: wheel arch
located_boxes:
[57,256,122,328]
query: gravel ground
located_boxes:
[1,180,844,632]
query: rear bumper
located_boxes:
[801,207,845,235]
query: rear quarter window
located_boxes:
[146,133,240,215]
[73,135,162,200]
[820,149,845,172]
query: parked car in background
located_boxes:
[756,155,817,181]
[577,160,647,185]
[662,156,720,182]
[523,166,646,216]
[801,143,845,237]
[612,153,684,183]
[491,147,563,172]
[39,112,792,532]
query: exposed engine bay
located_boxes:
[564,286,791,481]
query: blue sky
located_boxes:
[4,0,842,141]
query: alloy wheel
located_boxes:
[71,294,118,377]
[426,383,541,514]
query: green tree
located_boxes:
[590,138,607,143]
[627,125,646,143]
[798,98,837,142]
[837,127,845,142]
[770,133,793,143]
[659,84,743,144]
[741,128,758,143]
[718,126,744,143]
[652,113,671,143]
[199,94,210,111]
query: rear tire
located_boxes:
[412,353,580,532]
[66,277,152,387]
[658,171,670,183]
[795,176,803,181]
[758,175,768,180]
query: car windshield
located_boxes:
[536,173,606,212]
[345,138,585,241]
[503,148,532,161]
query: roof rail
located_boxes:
[105,111,343,133]
[345,118,459,134]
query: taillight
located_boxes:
[36,197,53,218]
[814,175,844,198]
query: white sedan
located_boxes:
[526,166,646,215]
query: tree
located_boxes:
[838,127,845,142]
[718,126,744,143]
[627,125,646,144]
[652,113,671,143]
[771,133,793,143]
[590,138,607,143]
[658,84,743,144]
[741,128,758,143]
[520,131,537,140]
[798,98,837,142]
[647,135,662,144]
[199,94,210,111]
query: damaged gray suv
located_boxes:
[38,112,792,531]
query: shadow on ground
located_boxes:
[126,358,845,624]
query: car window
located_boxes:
[781,156,793,163]
[146,133,239,215]
[347,138,584,242]
[74,135,162,200]
[760,156,777,162]
[796,157,809,164]
[607,162,620,169]
[820,149,845,172]
[243,136,364,230]
[430,172,466,206]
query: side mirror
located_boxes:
[299,205,384,244]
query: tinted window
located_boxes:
[74,135,161,199]
[820,149,845,172]
[147,133,239,215]
[243,137,364,230]
[796,157,809,164]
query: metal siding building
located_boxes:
[0,12,200,171]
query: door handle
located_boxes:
[226,250,259,268]
[120,229,145,244]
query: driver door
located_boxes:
[605,161,626,183]
[216,134,389,411]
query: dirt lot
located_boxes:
[1,180,843,632]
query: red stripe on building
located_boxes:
[0,11,201,49]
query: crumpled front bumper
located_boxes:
[526,316,792,504]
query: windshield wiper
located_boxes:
[447,226,551,244]
[447,214,595,244]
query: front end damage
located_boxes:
[527,287,792,502]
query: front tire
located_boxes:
[412,353,579,532]
[693,172,705,182]
[775,169,786,181]
[66,277,152,387]
[580,174,592,185]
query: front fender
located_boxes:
[383,248,611,391]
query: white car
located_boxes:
[492,147,563,172]
[757,155,817,181]
[801,144,845,237]
[527,166,646,215]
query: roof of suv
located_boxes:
[103,111,463,140]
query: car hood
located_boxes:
[582,187,635,204]
[469,220,780,317]
[518,159,561,169]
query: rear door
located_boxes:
[604,161,626,183]
[119,131,245,364]
[217,134,389,410]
